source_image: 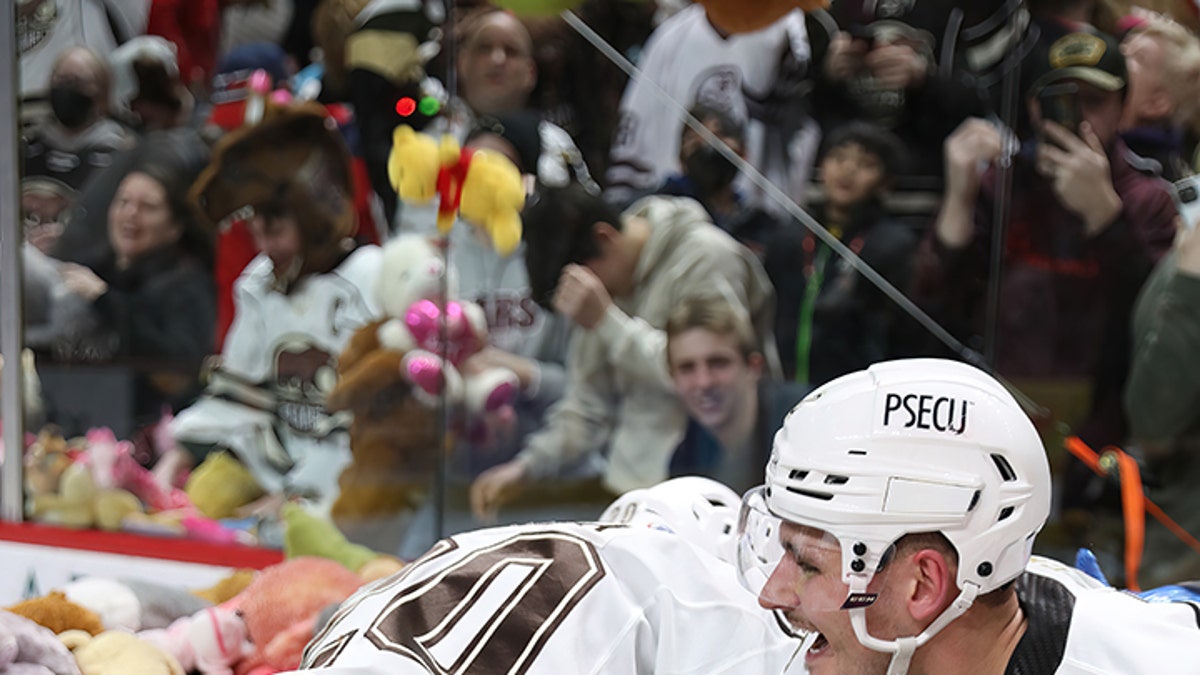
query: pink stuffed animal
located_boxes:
[374,235,519,418]
[227,557,364,674]
[139,606,252,675]
[85,427,191,513]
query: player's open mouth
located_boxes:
[807,632,829,658]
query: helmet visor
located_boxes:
[737,487,899,637]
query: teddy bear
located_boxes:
[23,430,75,499]
[83,427,191,514]
[59,577,212,633]
[0,609,81,675]
[370,234,520,416]
[59,630,184,675]
[226,557,364,673]
[487,0,826,34]
[387,125,524,255]
[138,606,253,675]
[695,0,827,34]
[6,592,105,637]
[190,570,258,607]
[326,234,518,537]
[281,502,405,580]
[184,451,267,521]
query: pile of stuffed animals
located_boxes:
[2,507,403,675]
[20,423,262,547]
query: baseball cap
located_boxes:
[1029,30,1127,95]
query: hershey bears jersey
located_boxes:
[1012,556,1200,674]
[170,246,381,507]
[296,522,803,674]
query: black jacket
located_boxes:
[765,200,920,385]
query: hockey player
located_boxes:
[292,477,805,673]
[739,358,1200,675]
[162,104,381,526]
[597,475,743,563]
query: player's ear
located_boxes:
[906,548,956,623]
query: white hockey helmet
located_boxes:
[737,359,1051,670]
[600,476,742,563]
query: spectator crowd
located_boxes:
[7,0,1200,587]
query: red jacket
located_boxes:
[146,0,220,88]
[917,138,1176,446]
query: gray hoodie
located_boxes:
[518,196,779,493]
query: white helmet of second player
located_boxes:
[600,476,742,563]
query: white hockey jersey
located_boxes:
[294,522,804,674]
[19,0,151,99]
[604,4,815,211]
[170,246,381,512]
[1011,556,1200,674]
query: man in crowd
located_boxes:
[742,358,1200,674]
[23,47,134,255]
[920,30,1177,529]
[666,296,808,492]
[469,184,777,519]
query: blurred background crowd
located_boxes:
[5,0,1200,589]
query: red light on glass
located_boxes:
[395,97,417,116]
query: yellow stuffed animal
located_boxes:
[386,124,524,254]
[388,125,442,207]
[184,450,266,520]
[28,461,142,531]
[60,629,185,675]
[459,148,525,255]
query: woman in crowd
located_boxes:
[52,151,216,420]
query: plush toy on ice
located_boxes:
[138,606,252,675]
[0,609,82,675]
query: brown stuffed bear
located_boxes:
[325,315,442,542]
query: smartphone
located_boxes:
[1172,175,1200,231]
[1036,82,1082,137]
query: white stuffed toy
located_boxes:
[138,606,252,675]
[375,234,519,419]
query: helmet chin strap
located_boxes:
[847,582,981,675]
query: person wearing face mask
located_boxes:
[22,46,134,256]
[45,145,215,432]
[653,105,783,257]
